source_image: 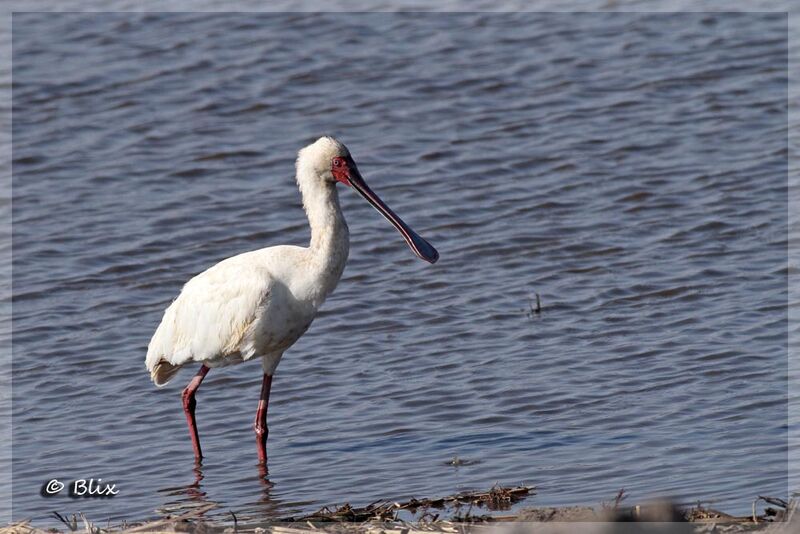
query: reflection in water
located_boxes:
[153,459,287,524]
[155,463,214,517]
[251,461,285,520]
[258,461,274,501]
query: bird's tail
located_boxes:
[151,360,181,387]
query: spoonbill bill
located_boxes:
[145,136,438,464]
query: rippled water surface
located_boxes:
[12,12,788,526]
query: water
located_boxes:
[11,11,788,526]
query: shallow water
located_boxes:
[11,11,788,526]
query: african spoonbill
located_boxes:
[145,136,438,464]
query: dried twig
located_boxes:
[51,512,77,532]
[613,488,627,510]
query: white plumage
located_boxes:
[146,247,311,381]
[144,136,437,464]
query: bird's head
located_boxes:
[296,136,439,264]
[297,136,352,184]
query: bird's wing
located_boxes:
[145,257,273,384]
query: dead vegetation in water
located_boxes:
[291,485,534,523]
[511,493,796,531]
[2,488,797,534]
[685,494,794,528]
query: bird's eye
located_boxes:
[333,158,342,167]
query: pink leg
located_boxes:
[182,365,210,462]
[254,373,273,465]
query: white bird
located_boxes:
[145,136,438,464]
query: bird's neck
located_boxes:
[297,170,350,303]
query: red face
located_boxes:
[328,153,439,264]
[331,156,352,187]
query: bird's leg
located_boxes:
[181,365,210,462]
[254,373,273,465]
